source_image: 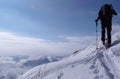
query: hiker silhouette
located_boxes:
[95,4,117,48]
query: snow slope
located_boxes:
[19,32,120,79]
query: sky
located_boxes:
[0,0,120,56]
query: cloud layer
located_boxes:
[0,32,95,56]
[0,24,118,56]
[112,23,120,33]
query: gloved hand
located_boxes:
[95,19,98,23]
[95,19,98,25]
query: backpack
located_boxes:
[99,4,112,20]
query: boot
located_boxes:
[103,41,105,46]
[107,39,111,48]
[107,43,111,48]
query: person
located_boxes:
[95,4,117,48]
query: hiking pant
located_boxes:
[101,20,112,45]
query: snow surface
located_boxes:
[19,32,120,79]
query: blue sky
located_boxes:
[0,0,120,56]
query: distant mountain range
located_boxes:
[0,55,63,79]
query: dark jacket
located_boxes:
[96,4,117,23]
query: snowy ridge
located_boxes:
[19,32,120,79]
[19,44,97,79]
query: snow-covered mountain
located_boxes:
[22,56,63,68]
[19,32,120,79]
[0,56,63,79]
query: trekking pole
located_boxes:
[96,22,98,49]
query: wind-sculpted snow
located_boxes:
[19,32,120,79]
